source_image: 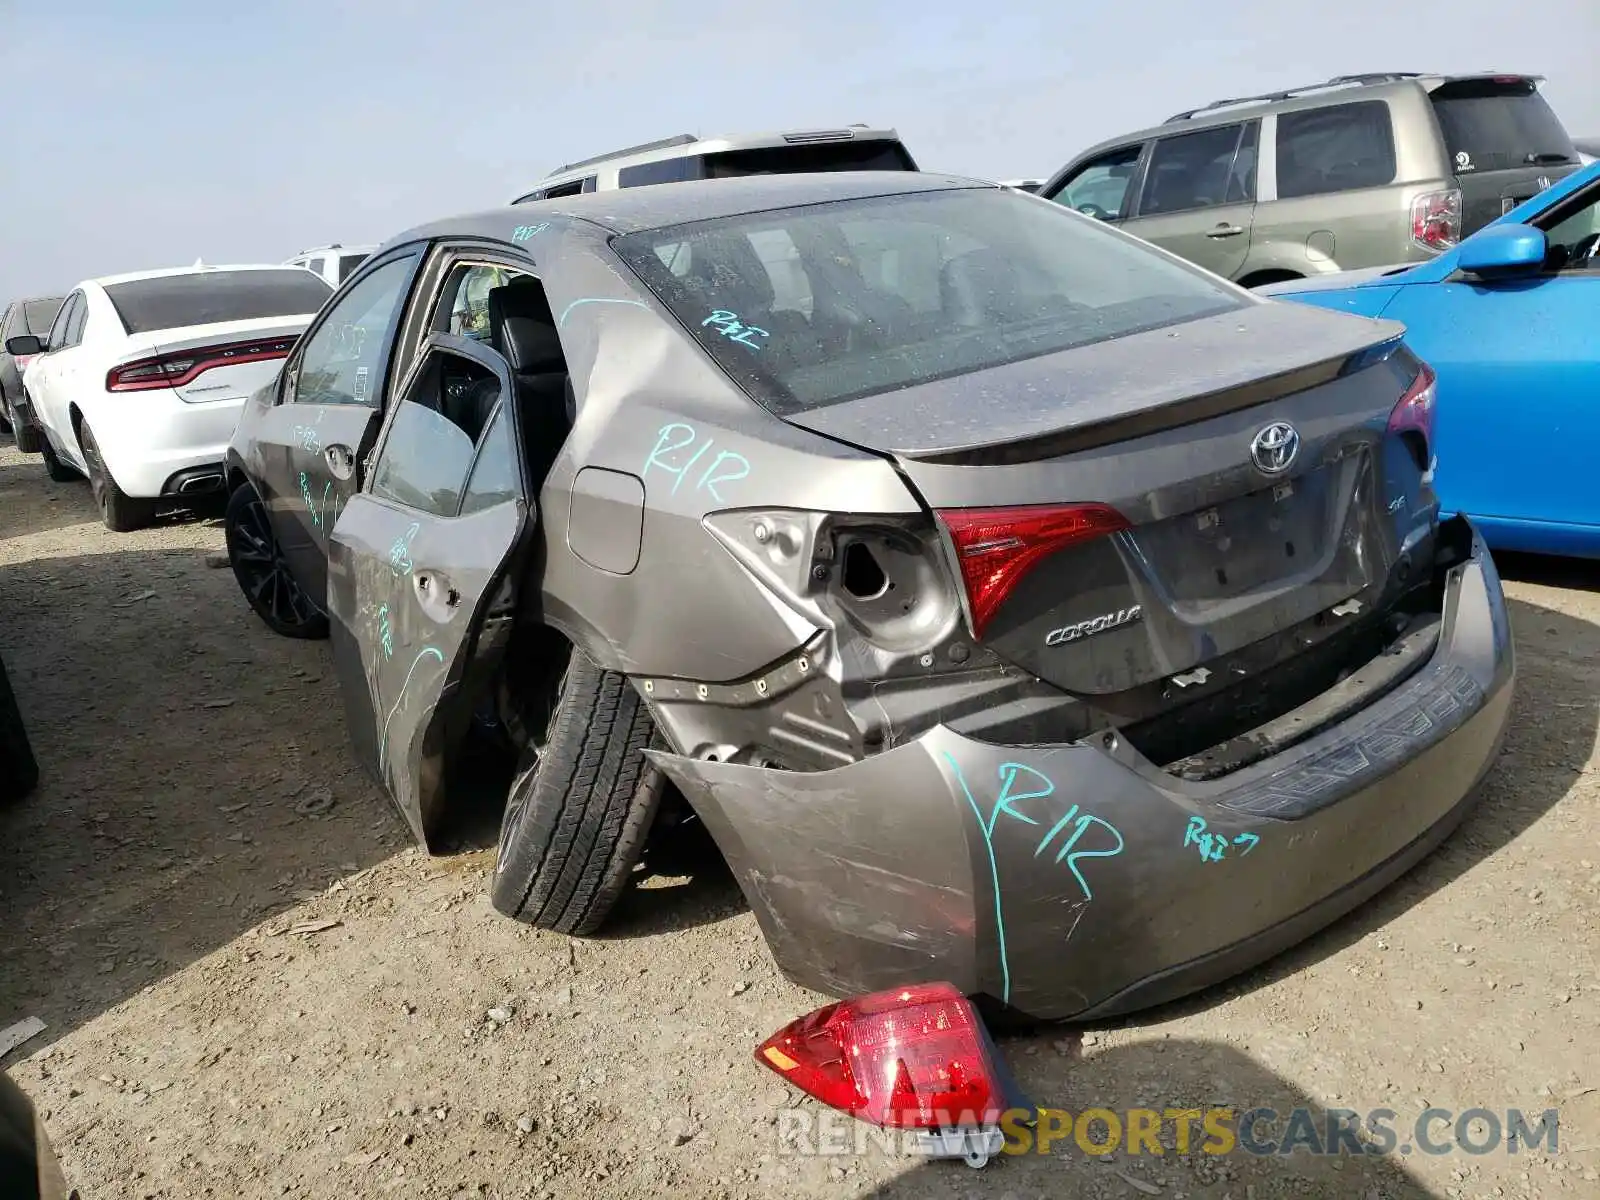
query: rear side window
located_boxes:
[1275,101,1396,199]
[618,157,704,187]
[1431,79,1577,174]
[337,254,369,281]
[22,298,63,336]
[1139,123,1250,215]
[104,270,333,334]
[704,140,916,178]
[614,187,1246,416]
[371,351,500,518]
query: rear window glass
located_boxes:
[104,270,332,334]
[613,187,1246,416]
[704,140,916,178]
[1431,80,1576,173]
[22,298,63,335]
[619,156,704,187]
[1276,101,1397,199]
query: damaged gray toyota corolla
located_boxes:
[222,171,1514,1022]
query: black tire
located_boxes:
[39,436,77,482]
[491,647,665,935]
[0,651,39,804]
[12,411,41,455]
[224,481,328,639]
[80,421,156,532]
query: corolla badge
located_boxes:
[1044,604,1143,647]
[1250,421,1299,476]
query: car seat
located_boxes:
[488,279,572,485]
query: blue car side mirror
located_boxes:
[1457,223,1547,277]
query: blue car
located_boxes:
[1263,161,1600,559]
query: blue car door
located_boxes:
[1384,213,1599,546]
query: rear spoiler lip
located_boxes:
[905,334,1410,468]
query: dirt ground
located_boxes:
[0,438,1596,1200]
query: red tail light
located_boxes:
[106,335,298,392]
[1389,362,1437,470]
[15,355,34,371]
[755,982,1003,1129]
[937,503,1129,639]
[1410,189,1462,253]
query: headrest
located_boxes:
[488,276,554,327]
[682,235,775,311]
[500,316,566,373]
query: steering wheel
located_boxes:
[1569,232,1600,267]
[1075,202,1113,221]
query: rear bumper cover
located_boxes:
[649,520,1515,1021]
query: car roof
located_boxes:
[88,263,323,288]
[389,171,989,247]
[528,125,907,189]
[289,244,379,257]
[1069,71,1545,160]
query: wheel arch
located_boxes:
[1238,268,1306,290]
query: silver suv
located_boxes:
[1039,72,1582,287]
[510,126,916,202]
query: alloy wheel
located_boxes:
[228,494,320,628]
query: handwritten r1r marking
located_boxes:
[642,422,750,503]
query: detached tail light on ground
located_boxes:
[1388,362,1437,469]
[1411,189,1462,253]
[106,336,298,392]
[756,981,1030,1166]
[937,504,1129,638]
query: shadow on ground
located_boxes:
[851,1038,1454,1198]
[1496,550,1600,594]
[0,545,409,1054]
[0,455,224,544]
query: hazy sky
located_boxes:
[4,0,1597,296]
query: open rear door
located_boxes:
[326,334,536,844]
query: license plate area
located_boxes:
[1136,467,1335,603]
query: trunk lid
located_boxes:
[115,316,311,404]
[787,302,1427,696]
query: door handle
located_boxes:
[1206,225,1246,239]
[324,443,356,480]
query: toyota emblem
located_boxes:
[1250,422,1300,476]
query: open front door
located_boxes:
[327,334,535,844]
[261,250,424,609]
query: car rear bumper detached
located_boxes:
[649,520,1515,1021]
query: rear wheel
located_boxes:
[39,436,78,482]
[81,421,156,532]
[1238,269,1304,290]
[224,481,328,639]
[11,397,41,454]
[491,645,665,935]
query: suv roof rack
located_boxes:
[549,133,698,178]
[1164,72,1431,122]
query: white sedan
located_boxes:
[8,264,332,530]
